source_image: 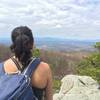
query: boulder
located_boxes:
[53,75,100,100]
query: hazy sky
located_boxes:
[0,0,100,40]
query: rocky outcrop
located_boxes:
[53,75,100,100]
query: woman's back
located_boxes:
[5,26,53,100]
[4,57,53,100]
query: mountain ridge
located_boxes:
[0,37,98,52]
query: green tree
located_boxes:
[95,42,100,51]
[32,48,40,57]
[76,42,100,83]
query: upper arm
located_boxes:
[45,64,53,100]
[31,62,53,100]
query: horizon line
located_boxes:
[0,36,100,41]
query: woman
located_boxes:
[3,26,53,100]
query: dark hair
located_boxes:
[10,26,34,68]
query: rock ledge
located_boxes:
[53,75,100,100]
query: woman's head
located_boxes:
[10,26,34,67]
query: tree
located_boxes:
[76,42,100,83]
[95,42,100,51]
[32,48,40,57]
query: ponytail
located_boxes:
[10,26,34,67]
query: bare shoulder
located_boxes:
[4,58,18,73]
[40,62,50,68]
[38,61,52,74]
[4,58,14,68]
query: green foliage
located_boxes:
[77,64,100,82]
[95,42,100,51]
[76,43,100,83]
[32,48,40,57]
[53,79,61,93]
[91,53,100,67]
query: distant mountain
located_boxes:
[0,37,11,45]
[34,37,97,52]
[0,37,98,52]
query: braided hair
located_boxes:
[10,26,34,68]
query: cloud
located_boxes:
[0,0,100,39]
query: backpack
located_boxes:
[0,57,41,100]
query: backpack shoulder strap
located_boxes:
[23,57,41,77]
[0,62,5,75]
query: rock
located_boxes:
[53,75,100,100]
